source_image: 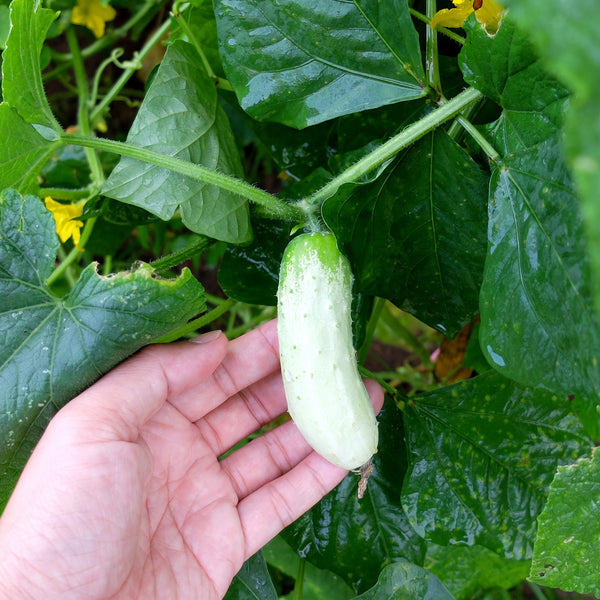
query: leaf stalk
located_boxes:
[307,86,484,207]
[62,134,304,221]
[151,297,237,343]
[90,17,172,124]
[45,216,98,287]
[455,115,501,163]
[425,0,442,96]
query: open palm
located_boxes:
[0,320,383,600]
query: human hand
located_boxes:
[0,319,383,600]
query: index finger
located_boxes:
[169,318,281,422]
[57,331,229,443]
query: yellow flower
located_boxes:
[430,0,505,34]
[44,197,85,249]
[71,0,116,39]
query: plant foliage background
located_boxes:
[1,0,599,597]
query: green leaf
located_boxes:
[0,189,206,510]
[39,144,91,189]
[459,14,568,155]
[218,219,292,305]
[498,1,598,102]
[172,1,225,77]
[263,535,354,600]
[425,543,529,600]
[102,40,251,244]
[282,400,426,593]
[499,0,600,339]
[0,6,10,49]
[402,370,592,560]
[352,560,455,600]
[323,128,489,337]
[214,0,425,128]
[529,446,600,596]
[568,103,600,324]
[0,104,57,193]
[570,396,600,443]
[2,0,61,133]
[479,136,600,397]
[241,116,337,181]
[223,552,278,600]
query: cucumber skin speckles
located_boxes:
[277,232,378,470]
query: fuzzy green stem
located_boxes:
[173,6,214,77]
[455,115,501,163]
[150,235,214,273]
[357,297,386,365]
[151,298,237,344]
[446,98,478,140]
[307,86,483,206]
[39,187,93,201]
[62,133,304,221]
[56,246,77,288]
[358,365,409,408]
[171,8,234,92]
[102,255,113,276]
[292,558,306,600]
[528,583,549,600]
[409,8,466,45]
[66,27,105,186]
[45,216,97,287]
[224,307,277,339]
[425,0,442,96]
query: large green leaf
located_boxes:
[0,189,206,510]
[459,14,568,155]
[352,561,455,600]
[425,543,529,600]
[102,40,251,244]
[223,552,278,600]
[529,446,600,596]
[2,0,61,134]
[0,103,57,193]
[499,0,600,335]
[323,128,489,337]
[263,535,354,600]
[401,371,592,560]
[282,401,426,594]
[478,136,600,397]
[214,0,425,129]
[218,219,292,305]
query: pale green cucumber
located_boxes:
[277,232,378,470]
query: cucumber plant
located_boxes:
[1,0,599,598]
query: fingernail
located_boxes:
[190,330,222,344]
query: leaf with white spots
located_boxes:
[529,446,600,595]
[402,370,592,560]
[0,189,206,511]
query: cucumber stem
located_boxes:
[307,86,483,207]
[62,134,304,221]
[151,298,237,344]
